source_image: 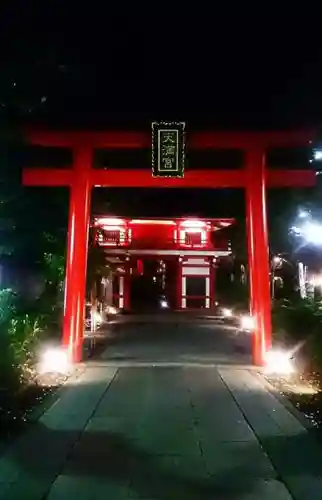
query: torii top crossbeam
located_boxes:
[22,128,316,366]
[24,128,313,148]
[23,129,315,188]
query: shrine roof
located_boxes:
[93,216,235,230]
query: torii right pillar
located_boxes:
[246,149,272,365]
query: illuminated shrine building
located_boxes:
[94,217,234,310]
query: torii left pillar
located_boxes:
[246,150,271,365]
[63,147,92,361]
[24,145,92,362]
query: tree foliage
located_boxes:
[0,126,67,316]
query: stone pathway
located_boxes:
[100,319,252,366]
[1,363,322,499]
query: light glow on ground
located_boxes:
[37,347,71,375]
[264,349,294,376]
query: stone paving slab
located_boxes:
[0,367,117,500]
[1,364,322,498]
[219,367,322,500]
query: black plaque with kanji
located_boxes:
[152,121,186,178]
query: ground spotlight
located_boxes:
[106,306,118,315]
[37,346,70,375]
[313,148,322,161]
[240,315,255,331]
[264,349,294,376]
[222,308,233,318]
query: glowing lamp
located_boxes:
[95,217,125,226]
[38,347,70,375]
[222,308,233,318]
[240,315,255,330]
[106,306,118,315]
[181,219,206,228]
[313,149,322,161]
[264,349,294,376]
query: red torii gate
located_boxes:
[22,129,316,365]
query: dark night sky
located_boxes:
[0,4,321,128]
[0,4,320,222]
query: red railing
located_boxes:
[97,237,230,251]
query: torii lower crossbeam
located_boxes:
[22,130,316,365]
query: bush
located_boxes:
[305,329,322,373]
[0,288,15,325]
[0,289,44,396]
[272,298,322,341]
[14,292,61,341]
[7,314,43,380]
[272,297,322,373]
[0,289,19,394]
